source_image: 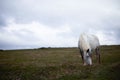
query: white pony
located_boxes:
[78,33,100,65]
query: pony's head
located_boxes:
[85,49,92,65]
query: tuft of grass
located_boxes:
[0,45,120,80]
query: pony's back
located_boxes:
[78,33,100,51]
[87,34,100,49]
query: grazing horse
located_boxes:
[78,33,100,65]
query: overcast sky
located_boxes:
[0,0,120,49]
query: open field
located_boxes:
[0,45,120,80]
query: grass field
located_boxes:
[0,45,120,80]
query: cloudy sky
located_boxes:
[0,0,120,49]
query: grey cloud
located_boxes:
[0,15,7,27]
[1,0,119,26]
[0,0,65,26]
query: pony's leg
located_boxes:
[95,48,101,64]
[79,49,84,64]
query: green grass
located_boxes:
[0,45,120,80]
